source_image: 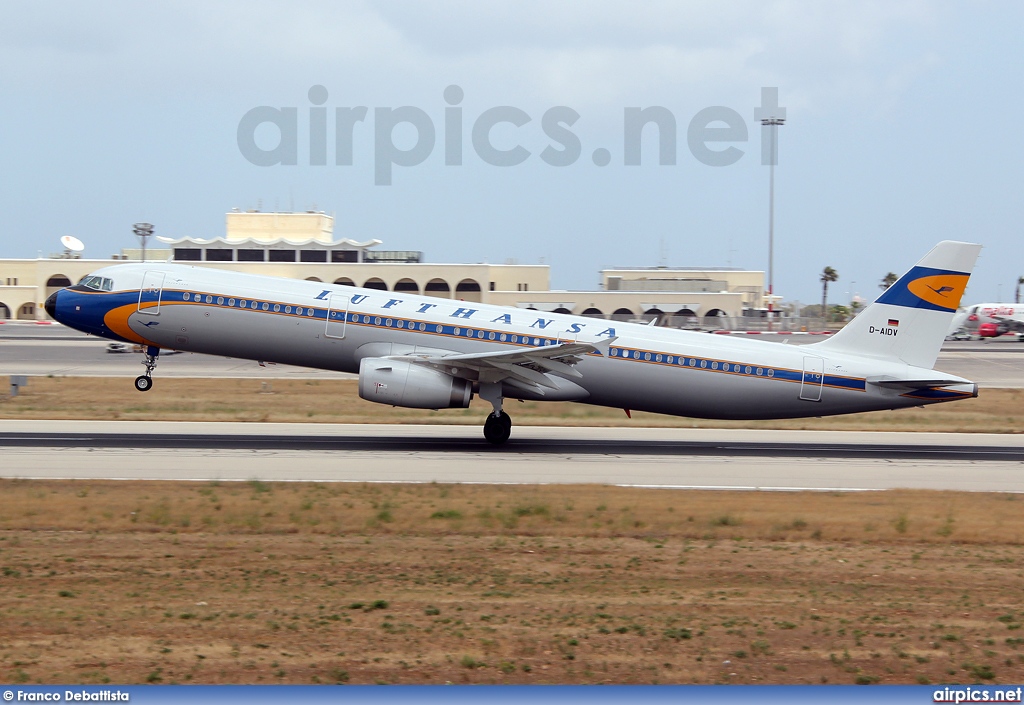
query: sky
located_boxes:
[1,1,1022,305]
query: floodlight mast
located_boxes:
[133,223,154,262]
[761,117,784,330]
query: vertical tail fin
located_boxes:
[813,241,981,369]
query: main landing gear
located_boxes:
[479,381,512,445]
[134,346,160,392]
[483,410,512,445]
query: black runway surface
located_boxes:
[2,431,1023,461]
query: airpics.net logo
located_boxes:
[237,86,787,185]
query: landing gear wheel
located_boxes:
[134,375,153,392]
[483,411,512,445]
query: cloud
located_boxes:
[0,0,948,119]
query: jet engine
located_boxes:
[358,358,472,409]
[978,322,1003,338]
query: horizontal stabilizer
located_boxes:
[868,377,970,389]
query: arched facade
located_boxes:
[363,278,388,291]
[333,277,355,286]
[304,276,322,282]
[455,278,482,303]
[16,303,35,320]
[552,307,572,315]
[393,278,419,294]
[0,302,10,320]
[581,307,604,317]
[672,309,699,328]
[45,274,71,290]
[424,278,451,299]
[703,308,727,328]
[642,308,664,325]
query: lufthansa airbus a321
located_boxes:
[45,241,981,444]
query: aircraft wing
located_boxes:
[387,338,615,393]
[989,314,1024,330]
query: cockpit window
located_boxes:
[79,275,114,291]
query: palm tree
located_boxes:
[1016,276,1023,304]
[879,272,898,290]
[820,266,839,322]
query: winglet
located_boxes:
[588,336,616,357]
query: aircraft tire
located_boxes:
[134,375,153,392]
[483,411,512,445]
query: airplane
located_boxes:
[948,303,1024,340]
[45,240,981,444]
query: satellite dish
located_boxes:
[60,235,85,253]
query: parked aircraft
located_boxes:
[948,303,1024,339]
[45,241,981,444]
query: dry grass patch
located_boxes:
[1,377,1022,433]
[0,481,1021,545]
[1,480,1024,685]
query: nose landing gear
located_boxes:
[134,346,160,392]
[479,381,512,445]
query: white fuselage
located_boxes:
[51,263,974,420]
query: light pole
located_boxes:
[133,223,154,262]
[761,117,785,330]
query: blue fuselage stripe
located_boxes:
[61,287,868,393]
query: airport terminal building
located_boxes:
[0,211,767,327]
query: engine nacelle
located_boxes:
[978,322,1002,338]
[358,358,472,409]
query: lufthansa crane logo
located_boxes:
[905,274,969,311]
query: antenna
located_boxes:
[60,235,85,258]
[133,223,154,262]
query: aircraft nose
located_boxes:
[44,291,58,320]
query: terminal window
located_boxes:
[237,249,265,262]
[205,249,233,262]
[173,248,201,261]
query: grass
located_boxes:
[2,377,1024,684]
[1,377,1023,432]
[0,480,1022,684]
[0,480,1019,544]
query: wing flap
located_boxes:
[386,337,615,390]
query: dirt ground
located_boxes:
[1,480,1024,685]
[1,376,1022,433]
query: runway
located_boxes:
[2,421,1023,492]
